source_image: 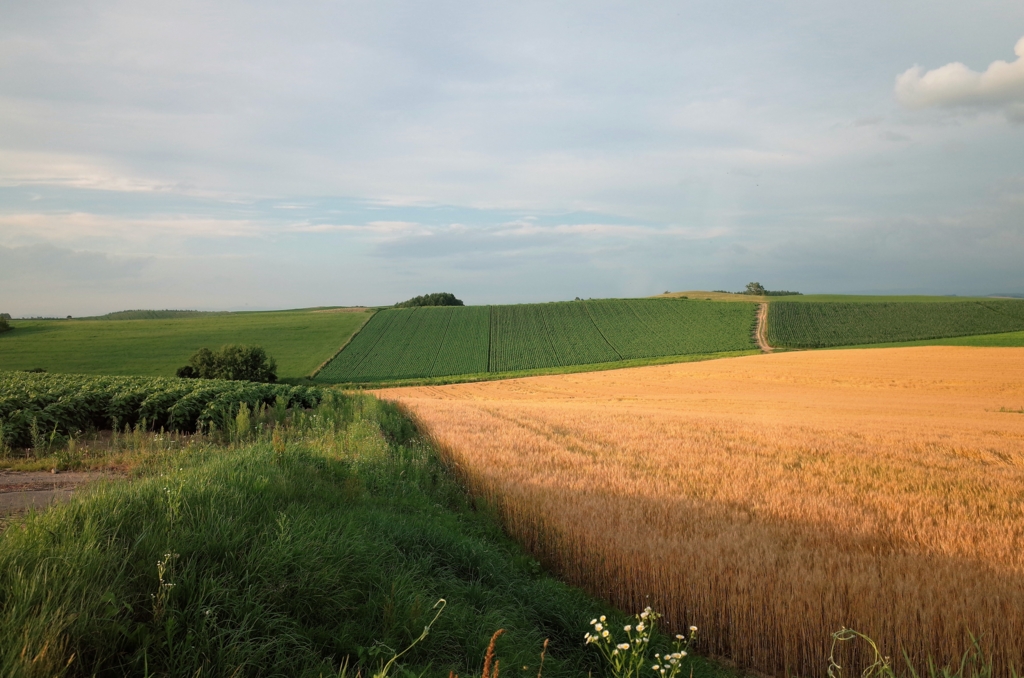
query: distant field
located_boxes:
[767,300,1024,348]
[379,346,1024,677]
[315,299,757,383]
[656,290,1007,303]
[0,309,371,380]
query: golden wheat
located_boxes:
[378,347,1024,676]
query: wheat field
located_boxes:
[378,347,1024,676]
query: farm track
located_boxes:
[755,303,773,353]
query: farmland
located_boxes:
[316,299,757,383]
[378,347,1024,676]
[0,371,323,449]
[767,299,1024,348]
[0,308,372,380]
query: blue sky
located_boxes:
[2,0,1024,315]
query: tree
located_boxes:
[176,345,277,382]
[394,293,464,308]
[0,317,9,333]
[744,282,767,296]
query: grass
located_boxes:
[380,346,1024,677]
[767,300,1024,348]
[0,393,737,678]
[0,308,372,381]
[829,329,1024,349]
[316,301,756,384]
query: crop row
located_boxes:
[0,371,323,449]
[317,299,758,382]
[767,300,1024,348]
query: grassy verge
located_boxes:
[824,330,1024,349]
[0,394,735,678]
[325,351,760,389]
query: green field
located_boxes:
[767,300,1024,348]
[0,309,372,380]
[316,299,757,383]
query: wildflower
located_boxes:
[652,666,661,671]
[617,643,629,651]
[595,623,604,631]
[612,649,619,656]
[600,615,606,622]
[636,622,645,632]
[680,652,687,658]
[602,630,610,638]
[590,619,598,625]
[689,626,697,632]
[675,634,684,640]
[624,625,632,632]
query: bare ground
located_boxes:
[0,470,116,516]
[756,303,773,353]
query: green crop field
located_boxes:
[0,309,372,380]
[315,299,757,383]
[767,300,1024,348]
[0,371,323,449]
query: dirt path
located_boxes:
[756,303,774,353]
[0,470,114,517]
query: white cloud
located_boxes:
[895,36,1024,121]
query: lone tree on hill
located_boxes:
[176,344,278,382]
[745,282,767,295]
[395,292,464,308]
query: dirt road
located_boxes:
[0,471,113,516]
[756,302,773,352]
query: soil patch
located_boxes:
[0,470,117,516]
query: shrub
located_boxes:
[0,316,9,333]
[177,344,278,382]
[394,292,464,308]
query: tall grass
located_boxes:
[0,393,622,678]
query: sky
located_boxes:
[2,0,1024,315]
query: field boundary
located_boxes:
[756,303,773,353]
[348,349,760,389]
[308,310,375,379]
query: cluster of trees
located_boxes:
[394,292,464,308]
[0,313,10,333]
[176,344,278,382]
[743,282,802,297]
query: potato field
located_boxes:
[0,371,323,449]
[767,300,1024,348]
[315,299,758,383]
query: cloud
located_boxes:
[895,36,1024,121]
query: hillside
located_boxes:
[0,308,372,380]
[767,300,1024,348]
[314,299,758,383]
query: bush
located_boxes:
[177,344,278,382]
[0,318,8,333]
[395,293,464,308]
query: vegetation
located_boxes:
[0,308,372,380]
[92,310,215,320]
[741,282,801,296]
[395,292,465,308]
[380,346,1024,677]
[316,300,756,383]
[0,393,729,678]
[767,300,1024,348]
[177,344,278,382]
[0,371,322,450]
[0,317,9,334]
